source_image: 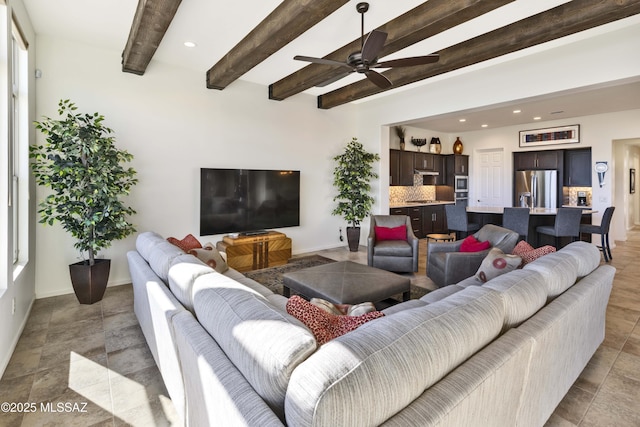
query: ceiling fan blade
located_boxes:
[374,54,440,68]
[364,70,392,89]
[361,30,387,63]
[293,55,351,68]
[316,70,353,87]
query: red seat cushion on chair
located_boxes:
[375,224,406,241]
[459,235,491,252]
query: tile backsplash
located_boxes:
[563,186,592,206]
[389,175,436,205]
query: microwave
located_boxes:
[454,175,469,192]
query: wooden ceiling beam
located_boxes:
[318,0,640,109]
[207,0,350,90]
[122,0,183,75]
[269,0,515,101]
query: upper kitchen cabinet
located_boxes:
[514,150,561,170]
[564,148,592,186]
[446,154,469,175]
[414,152,435,171]
[390,149,415,186]
[425,155,446,186]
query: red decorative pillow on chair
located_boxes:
[167,234,202,252]
[459,235,491,252]
[375,224,406,241]
[286,296,384,345]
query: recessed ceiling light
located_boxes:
[513,109,521,114]
[481,124,488,128]
[459,118,466,122]
[184,41,197,48]
[533,116,542,120]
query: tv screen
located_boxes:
[200,168,300,236]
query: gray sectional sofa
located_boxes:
[127,231,615,427]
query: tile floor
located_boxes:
[1,230,638,426]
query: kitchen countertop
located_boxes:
[466,206,597,215]
[390,201,456,208]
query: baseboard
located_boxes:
[0,297,35,379]
[34,279,132,299]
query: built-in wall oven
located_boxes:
[454,175,469,192]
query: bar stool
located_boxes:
[502,207,530,242]
[580,206,615,262]
[445,204,480,241]
[536,207,583,248]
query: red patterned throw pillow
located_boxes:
[167,234,202,252]
[375,224,406,241]
[459,235,491,252]
[286,296,384,345]
[511,240,556,266]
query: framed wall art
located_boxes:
[519,124,580,147]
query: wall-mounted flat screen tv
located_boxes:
[200,168,300,236]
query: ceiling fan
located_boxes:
[294,2,440,89]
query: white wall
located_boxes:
[33,36,357,298]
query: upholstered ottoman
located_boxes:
[282,261,410,304]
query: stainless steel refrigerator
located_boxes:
[515,170,557,208]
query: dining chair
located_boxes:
[445,204,480,240]
[502,207,530,242]
[535,207,583,248]
[579,206,615,262]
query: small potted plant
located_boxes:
[394,126,406,150]
[30,100,138,304]
[332,137,380,252]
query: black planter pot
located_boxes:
[69,259,111,304]
[346,227,361,252]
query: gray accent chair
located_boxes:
[427,224,519,288]
[367,215,419,273]
[503,207,530,242]
[579,206,615,262]
[536,207,583,248]
[445,204,480,240]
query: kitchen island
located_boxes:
[466,206,595,246]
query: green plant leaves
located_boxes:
[332,137,380,227]
[30,100,138,265]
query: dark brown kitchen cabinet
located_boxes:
[564,148,591,186]
[422,205,447,234]
[407,206,424,238]
[449,154,469,175]
[423,155,446,185]
[414,152,435,171]
[389,207,408,216]
[390,149,415,186]
[514,150,560,170]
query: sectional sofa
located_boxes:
[127,231,615,426]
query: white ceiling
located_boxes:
[21,0,640,131]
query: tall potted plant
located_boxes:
[332,137,380,252]
[30,100,138,304]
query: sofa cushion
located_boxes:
[167,233,202,252]
[483,269,548,330]
[136,231,166,261]
[375,224,406,241]
[475,248,522,283]
[147,240,187,283]
[460,235,491,252]
[522,251,578,299]
[373,239,413,257]
[286,296,384,345]
[167,255,213,313]
[285,286,505,427]
[193,277,316,418]
[553,241,601,277]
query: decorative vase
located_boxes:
[399,138,405,151]
[429,137,442,154]
[346,227,360,252]
[453,137,464,154]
